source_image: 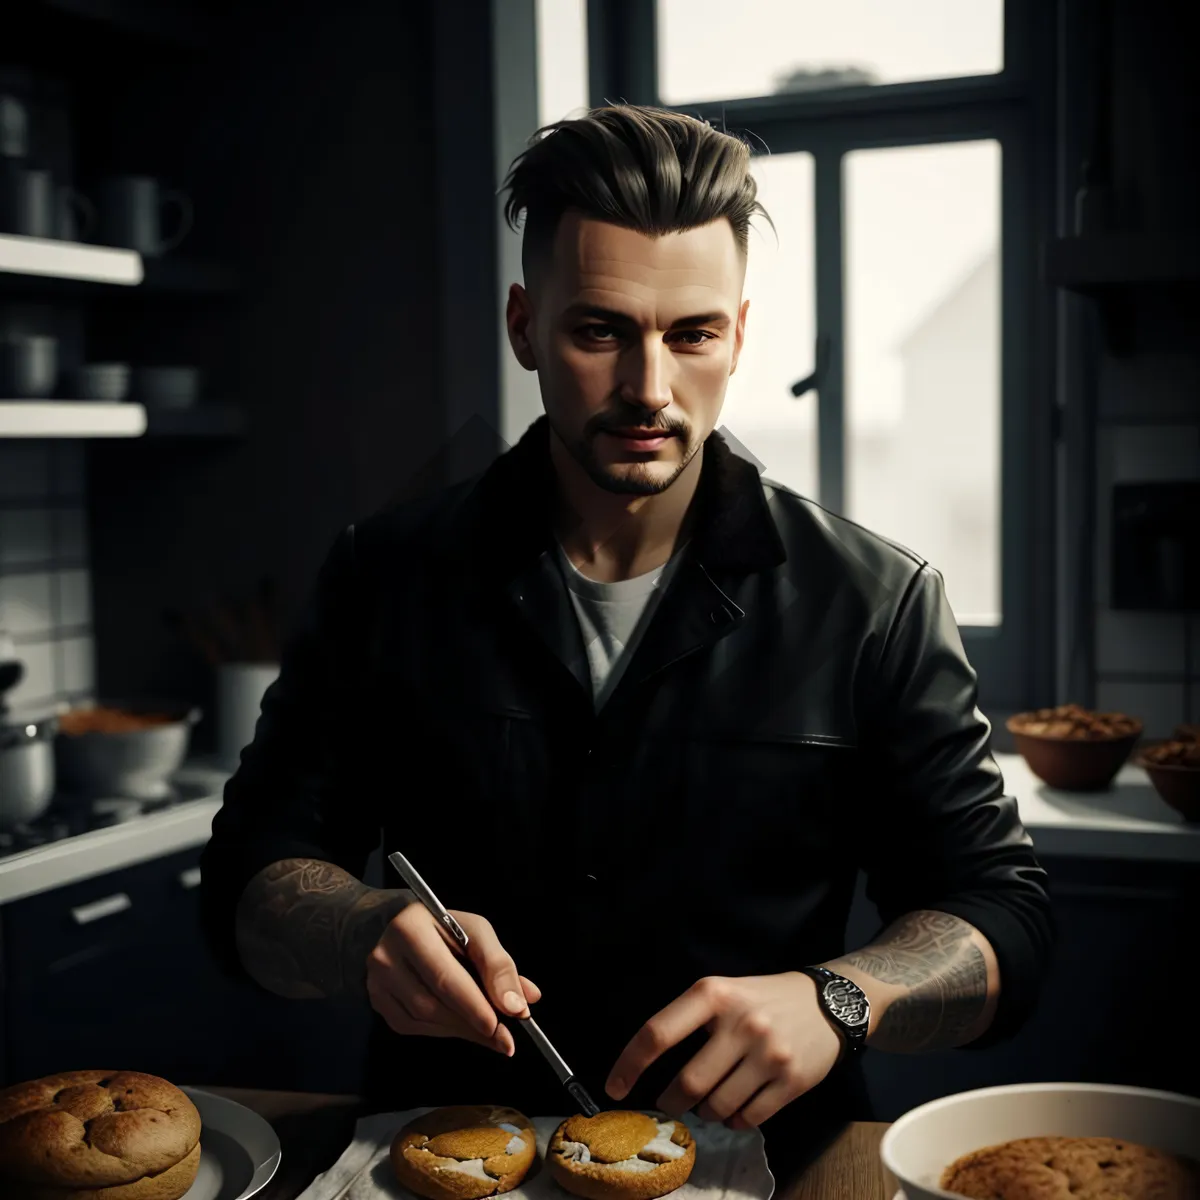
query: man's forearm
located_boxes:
[824,909,1000,1053]
[234,857,412,1000]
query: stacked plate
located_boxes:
[133,365,201,409]
[68,361,131,401]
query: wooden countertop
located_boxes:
[201,1087,896,1200]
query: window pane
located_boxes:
[844,140,1001,625]
[537,0,588,125]
[656,0,1003,105]
[721,151,817,501]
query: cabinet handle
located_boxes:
[179,866,202,890]
[70,893,133,925]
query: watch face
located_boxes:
[823,977,869,1027]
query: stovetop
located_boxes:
[0,777,217,860]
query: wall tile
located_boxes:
[60,634,94,696]
[0,438,90,711]
[0,443,52,500]
[57,568,91,629]
[0,508,55,570]
[1111,424,1200,483]
[5,638,56,709]
[55,506,87,562]
[52,442,85,500]
[1094,610,1187,675]
[1095,678,1187,739]
[0,571,55,636]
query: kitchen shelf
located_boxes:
[0,236,238,296]
[0,401,146,438]
[1042,234,1200,355]
[1043,234,1200,291]
[0,402,246,440]
[0,234,142,286]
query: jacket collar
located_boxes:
[441,416,788,708]
[453,414,787,582]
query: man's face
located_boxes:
[507,211,749,496]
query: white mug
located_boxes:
[216,662,279,772]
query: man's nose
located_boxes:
[617,339,672,412]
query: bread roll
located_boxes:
[390,1105,537,1200]
[0,1070,202,1200]
[547,1111,695,1200]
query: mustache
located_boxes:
[591,414,686,438]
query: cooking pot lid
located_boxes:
[0,700,60,745]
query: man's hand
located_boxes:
[366,904,541,1056]
[605,973,841,1129]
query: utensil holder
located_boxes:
[216,662,279,772]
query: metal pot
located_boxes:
[0,654,58,830]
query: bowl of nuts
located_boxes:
[1134,725,1200,822]
[1006,704,1143,791]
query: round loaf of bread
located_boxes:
[547,1111,695,1200]
[0,1070,202,1200]
[390,1105,537,1200]
[940,1135,1200,1200]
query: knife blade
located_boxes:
[387,849,601,1116]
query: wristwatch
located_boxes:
[799,965,870,1056]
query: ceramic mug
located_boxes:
[96,175,193,256]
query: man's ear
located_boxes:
[506,283,538,371]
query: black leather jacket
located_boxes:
[200,416,1052,1147]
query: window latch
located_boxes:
[790,334,831,398]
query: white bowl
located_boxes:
[881,1082,1200,1199]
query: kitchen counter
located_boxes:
[196,1088,896,1200]
[0,762,226,904]
[1,751,1195,905]
[994,751,1200,862]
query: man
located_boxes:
[199,105,1052,1160]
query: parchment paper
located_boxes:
[295,1109,776,1200]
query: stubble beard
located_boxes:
[577,434,699,496]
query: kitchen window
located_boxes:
[584,0,1052,711]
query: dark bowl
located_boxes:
[1007,715,1142,792]
[1134,747,1200,822]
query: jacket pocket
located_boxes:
[676,731,860,880]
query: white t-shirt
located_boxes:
[553,540,689,710]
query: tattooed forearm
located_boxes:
[828,910,992,1053]
[234,858,412,1000]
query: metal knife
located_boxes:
[387,849,601,1116]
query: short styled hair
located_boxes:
[500,104,772,285]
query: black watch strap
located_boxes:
[799,965,870,1055]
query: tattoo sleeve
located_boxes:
[830,909,991,1053]
[234,857,412,1000]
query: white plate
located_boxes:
[296,1108,774,1200]
[181,1087,282,1200]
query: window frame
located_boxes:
[584,0,1057,713]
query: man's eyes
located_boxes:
[576,324,715,346]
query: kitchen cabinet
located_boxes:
[0,846,373,1093]
[850,855,1200,1120]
